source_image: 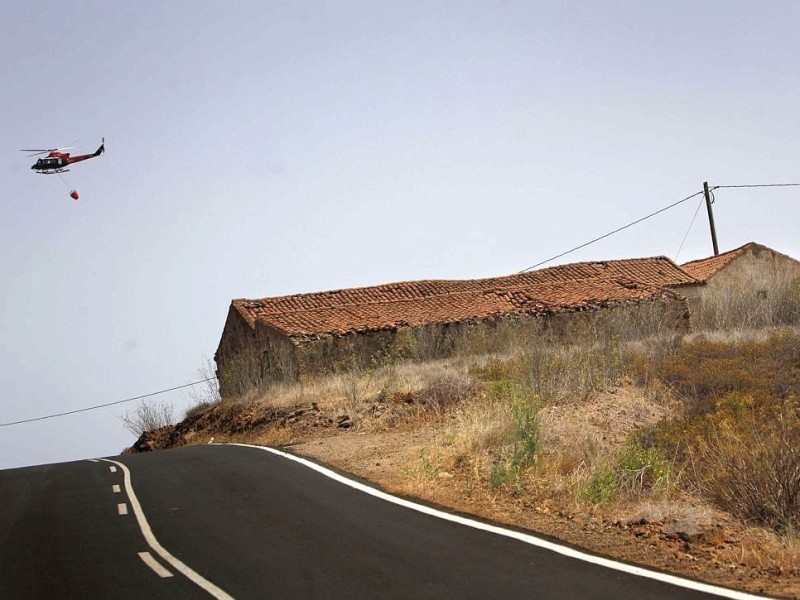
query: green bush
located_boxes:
[485,380,541,493]
[617,439,675,493]
[581,465,619,504]
[510,392,540,469]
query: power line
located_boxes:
[712,183,800,189]
[519,190,704,272]
[0,377,216,428]
[674,197,705,262]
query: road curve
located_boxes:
[1,444,768,599]
[0,457,207,598]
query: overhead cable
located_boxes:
[674,197,705,262]
[712,183,800,189]
[518,190,705,273]
[0,377,216,428]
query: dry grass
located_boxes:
[226,356,477,410]
[618,496,723,526]
[726,529,800,575]
[211,309,684,507]
[693,275,800,332]
[684,325,800,346]
[431,383,525,492]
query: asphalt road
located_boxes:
[0,444,762,599]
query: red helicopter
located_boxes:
[22,138,105,175]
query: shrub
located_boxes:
[657,330,800,416]
[336,356,378,404]
[617,439,675,493]
[635,330,800,531]
[577,438,676,505]
[509,389,540,469]
[418,371,482,414]
[515,342,626,404]
[490,461,511,489]
[184,400,216,420]
[485,381,540,493]
[468,356,515,382]
[581,465,619,504]
[691,404,800,531]
[217,350,266,397]
[122,400,174,437]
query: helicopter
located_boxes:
[22,138,105,174]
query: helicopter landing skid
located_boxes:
[36,169,70,175]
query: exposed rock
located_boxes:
[663,521,706,543]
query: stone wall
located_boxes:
[279,294,689,385]
[215,306,262,397]
[215,293,690,396]
[684,247,800,330]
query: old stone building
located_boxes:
[214,256,696,396]
[678,242,800,329]
[214,242,800,396]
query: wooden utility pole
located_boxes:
[703,181,719,256]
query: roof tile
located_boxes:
[232,256,694,338]
[680,242,756,282]
[245,279,673,339]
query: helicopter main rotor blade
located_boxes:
[21,146,76,157]
[21,140,77,152]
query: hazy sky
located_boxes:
[2,1,799,470]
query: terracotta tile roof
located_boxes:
[234,279,670,338]
[234,278,681,339]
[234,280,462,326]
[486,256,697,289]
[680,242,758,282]
[233,256,697,329]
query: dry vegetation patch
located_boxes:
[539,383,676,461]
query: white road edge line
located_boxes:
[101,459,234,600]
[229,443,771,600]
[138,551,174,578]
[117,503,128,515]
